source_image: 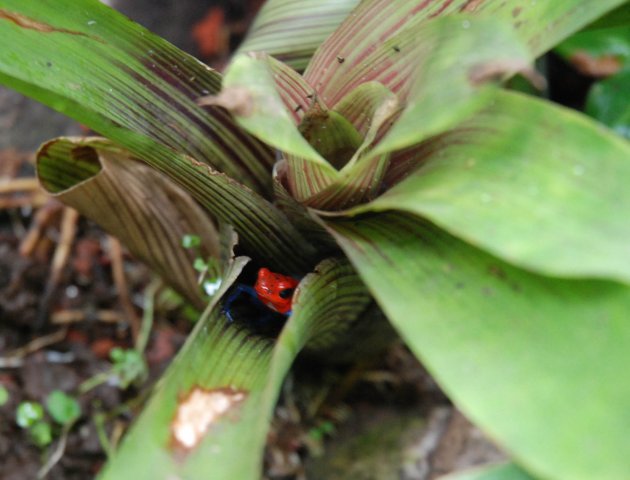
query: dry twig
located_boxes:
[107,235,141,342]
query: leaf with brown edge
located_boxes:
[37,137,218,309]
[100,257,372,479]
[236,0,360,70]
[0,0,273,194]
[38,137,316,276]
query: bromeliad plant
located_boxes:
[0,0,629,479]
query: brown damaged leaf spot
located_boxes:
[469,60,547,91]
[569,51,622,78]
[0,9,104,42]
[197,87,254,117]
[170,386,248,453]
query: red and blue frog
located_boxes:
[223,268,299,323]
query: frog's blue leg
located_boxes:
[223,284,258,322]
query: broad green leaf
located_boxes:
[304,0,626,106]
[441,463,536,480]
[304,0,463,106]
[301,14,536,210]
[38,137,218,309]
[0,1,319,270]
[101,258,370,479]
[586,71,630,139]
[326,211,630,480]
[482,0,629,56]
[369,15,536,157]
[354,91,630,283]
[586,4,630,30]
[0,0,274,194]
[237,0,360,70]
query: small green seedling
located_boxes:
[110,347,148,389]
[16,401,45,428]
[181,234,201,249]
[182,234,222,294]
[29,421,53,448]
[46,390,81,426]
[16,401,53,447]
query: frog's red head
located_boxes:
[254,268,298,314]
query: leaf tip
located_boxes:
[468,59,546,91]
[197,87,254,117]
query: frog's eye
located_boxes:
[279,288,294,299]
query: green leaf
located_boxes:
[46,390,81,426]
[585,4,630,30]
[37,137,316,275]
[110,348,147,389]
[326,211,630,480]
[303,14,538,210]
[304,0,626,106]
[181,235,201,249]
[100,258,369,479]
[370,15,537,157]
[333,81,399,140]
[354,91,630,283]
[216,53,328,166]
[304,0,463,106]
[272,162,338,253]
[237,0,360,70]
[218,52,354,202]
[442,463,536,480]
[29,421,53,447]
[16,401,44,428]
[298,82,397,209]
[0,0,274,193]
[586,70,630,139]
